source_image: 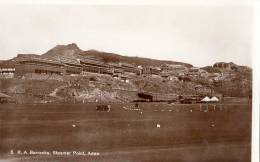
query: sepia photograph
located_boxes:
[0,0,257,162]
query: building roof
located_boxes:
[149,66,161,70]
[80,57,106,67]
[167,64,185,68]
[190,67,200,69]
[119,62,135,68]
[208,73,221,77]
[0,92,11,98]
[19,58,62,66]
[107,62,122,68]
[189,67,200,72]
[120,75,129,78]
[58,56,81,66]
[162,64,187,71]
[0,60,17,68]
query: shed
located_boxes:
[0,92,11,103]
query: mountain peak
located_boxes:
[42,43,82,59]
[67,43,80,49]
[52,43,81,51]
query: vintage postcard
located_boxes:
[0,1,256,162]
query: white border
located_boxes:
[0,0,254,6]
[0,0,258,161]
[252,1,260,162]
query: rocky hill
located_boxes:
[42,43,82,59]
[41,43,192,67]
[79,49,193,67]
[0,43,252,103]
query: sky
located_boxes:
[0,2,254,67]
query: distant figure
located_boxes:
[135,103,139,108]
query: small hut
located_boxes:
[0,92,11,103]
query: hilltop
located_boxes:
[42,43,82,59]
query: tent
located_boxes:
[201,96,210,102]
[210,96,219,102]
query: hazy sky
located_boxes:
[0,3,253,67]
